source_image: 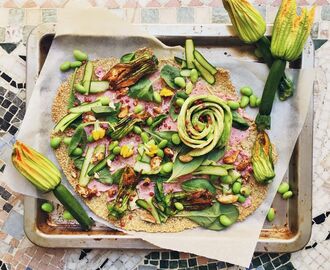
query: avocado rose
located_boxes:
[177,95,232,157]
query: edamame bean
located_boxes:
[232,182,242,194]
[175,98,185,107]
[60,61,71,72]
[98,96,110,105]
[190,69,198,83]
[157,149,164,158]
[73,49,88,61]
[72,147,83,156]
[109,141,119,151]
[153,92,162,104]
[162,162,173,173]
[220,175,233,184]
[227,100,240,110]
[50,137,62,149]
[133,126,142,135]
[185,81,193,95]
[112,146,121,155]
[174,202,184,211]
[70,61,82,68]
[146,117,153,126]
[219,215,232,227]
[240,186,251,197]
[238,194,246,203]
[63,137,71,145]
[74,83,87,94]
[63,210,74,220]
[158,139,168,149]
[141,132,149,144]
[277,182,290,194]
[41,202,54,213]
[87,135,94,142]
[282,190,293,199]
[180,69,191,77]
[240,96,250,108]
[174,77,186,88]
[256,97,261,107]
[267,208,276,222]
[171,133,181,145]
[240,86,253,96]
[249,95,257,107]
[134,104,144,114]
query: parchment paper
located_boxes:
[0,9,314,267]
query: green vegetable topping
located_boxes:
[50,137,62,149]
[175,98,185,107]
[41,202,54,213]
[141,132,149,144]
[73,49,88,61]
[227,100,240,110]
[267,207,276,222]
[70,61,82,68]
[190,69,199,83]
[63,210,75,220]
[240,96,250,108]
[277,182,290,194]
[112,146,121,155]
[249,95,257,107]
[174,202,184,211]
[134,104,144,114]
[171,133,181,145]
[133,126,142,135]
[60,61,71,72]
[160,65,181,89]
[240,86,253,96]
[174,77,186,88]
[161,162,174,173]
[153,92,162,104]
[219,214,233,227]
[71,147,83,156]
[282,191,293,200]
[146,117,154,126]
[63,137,72,145]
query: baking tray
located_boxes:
[24,23,313,252]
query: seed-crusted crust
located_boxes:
[52,58,269,232]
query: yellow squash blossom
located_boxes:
[159,87,174,97]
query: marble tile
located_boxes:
[212,7,229,23]
[41,8,57,23]
[177,7,194,23]
[159,8,177,24]
[195,6,211,24]
[321,4,330,20]
[2,210,24,239]
[8,9,25,25]
[141,8,159,23]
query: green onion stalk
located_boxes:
[222,0,294,101]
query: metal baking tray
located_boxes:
[24,23,313,252]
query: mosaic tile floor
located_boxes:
[0,3,330,270]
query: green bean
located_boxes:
[73,49,88,61]
[282,191,293,199]
[50,137,62,149]
[157,149,164,158]
[185,81,193,95]
[72,147,83,156]
[63,210,74,220]
[240,86,253,96]
[134,104,144,114]
[133,126,142,135]
[190,69,198,83]
[74,83,87,94]
[219,215,232,227]
[232,182,242,194]
[153,92,162,104]
[237,195,246,203]
[162,162,173,173]
[175,98,185,107]
[70,61,82,68]
[249,95,257,107]
[277,182,290,194]
[41,202,54,213]
[158,139,168,149]
[109,141,119,151]
[240,186,251,197]
[146,117,153,126]
[60,61,71,72]
[63,137,72,145]
[227,100,240,110]
[112,146,121,155]
[171,133,181,145]
[240,96,250,108]
[174,202,184,211]
[141,132,149,144]
[267,208,276,222]
[174,77,186,88]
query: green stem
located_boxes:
[256,36,273,67]
[256,59,287,130]
[53,183,94,231]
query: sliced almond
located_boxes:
[223,150,239,164]
[217,195,238,204]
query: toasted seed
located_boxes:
[178,154,193,163]
[162,162,173,173]
[219,215,232,227]
[277,182,290,194]
[227,100,240,110]
[41,202,54,213]
[174,202,184,211]
[158,139,168,149]
[60,61,71,72]
[171,133,181,145]
[249,95,257,107]
[175,98,185,107]
[267,208,276,222]
[141,132,149,144]
[282,191,293,199]
[73,49,88,61]
[174,77,186,88]
[240,96,250,108]
[232,182,242,194]
[164,147,174,158]
[240,86,253,96]
[70,61,82,68]
[72,147,83,156]
[50,137,62,149]
[153,92,162,104]
[134,104,144,114]
[112,146,121,155]
[63,210,74,220]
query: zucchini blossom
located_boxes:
[271,0,315,61]
[252,131,275,183]
[222,0,266,43]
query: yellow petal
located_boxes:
[159,88,174,97]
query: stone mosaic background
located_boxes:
[0,1,330,270]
